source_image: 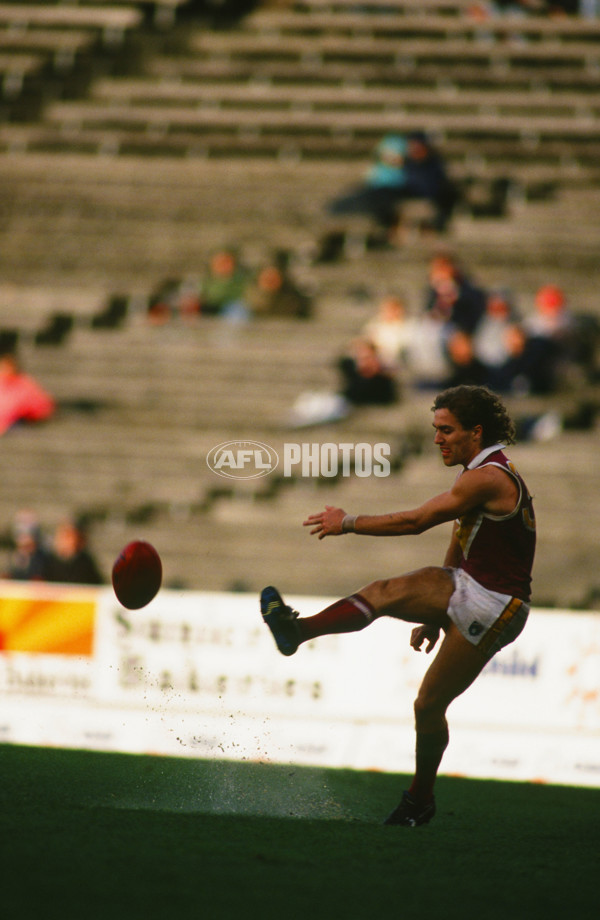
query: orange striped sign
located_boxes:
[0,587,96,656]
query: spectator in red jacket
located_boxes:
[0,352,55,435]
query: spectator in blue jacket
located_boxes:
[326,134,409,235]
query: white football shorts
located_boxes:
[446,567,529,658]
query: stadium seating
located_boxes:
[0,1,599,608]
[1,0,599,186]
[0,1,145,120]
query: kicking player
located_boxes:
[260,385,536,826]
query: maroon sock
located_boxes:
[408,727,450,804]
[297,593,376,643]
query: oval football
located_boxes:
[112,540,162,609]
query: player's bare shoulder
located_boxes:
[472,463,519,515]
[455,463,518,516]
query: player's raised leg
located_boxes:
[261,567,454,656]
[261,585,379,656]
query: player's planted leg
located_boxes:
[383,728,448,826]
[384,790,437,827]
[409,726,450,804]
[385,624,488,826]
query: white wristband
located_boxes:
[341,514,357,533]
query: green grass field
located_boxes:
[2,743,598,920]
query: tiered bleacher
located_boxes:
[0,0,599,608]
[2,0,600,189]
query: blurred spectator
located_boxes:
[0,352,55,435]
[44,517,104,585]
[403,131,459,233]
[362,294,414,371]
[520,284,577,394]
[326,134,409,237]
[525,284,572,337]
[358,269,488,391]
[424,253,487,335]
[413,253,487,387]
[356,254,516,390]
[402,313,456,390]
[338,337,398,407]
[147,275,212,324]
[470,283,600,396]
[245,249,313,319]
[199,248,251,319]
[325,132,457,244]
[473,288,528,392]
[443,328,485,387]
[287,336,398,428]
[4,510,50,581]
[147,249,251,323]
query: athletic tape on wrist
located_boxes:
[342,514,357,533]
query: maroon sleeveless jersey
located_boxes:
[455,446,536,602]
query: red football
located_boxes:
[112,540,162,609]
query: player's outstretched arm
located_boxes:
[303,466,505,540]
[303,491,458,540]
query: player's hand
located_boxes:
[303,505,346,540]
[410,624,440,654]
